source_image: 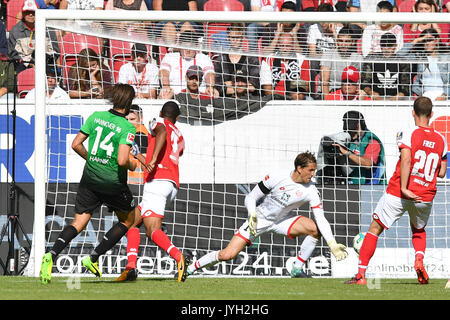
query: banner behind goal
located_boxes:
[26,10,450,278]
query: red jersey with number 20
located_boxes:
[387,126,447,202]
[144,117,184,188]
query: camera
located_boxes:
[316,132,352,185]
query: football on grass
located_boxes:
[353,232,366,254]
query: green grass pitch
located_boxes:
[0,276,449,300]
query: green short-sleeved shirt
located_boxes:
[79,109,136,194]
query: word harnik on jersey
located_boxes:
[258,171,322,222]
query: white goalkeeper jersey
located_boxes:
[254,171,322,222]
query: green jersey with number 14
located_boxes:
[79,109,136,193]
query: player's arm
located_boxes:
[118,144,136,171]
[148,123,167,171]
[438,158,447,178]
[311,205,348,261]
[399,147,421,201]
[245,181,270,236]
[72,131,89,160]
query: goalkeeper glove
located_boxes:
[131,142,140,157]
[327,239,348,261]
[248,211,258,237]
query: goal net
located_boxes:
[24,9,450,279]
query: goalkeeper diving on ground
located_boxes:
[185,152,348,278]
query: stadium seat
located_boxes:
[203,0,244,11]
[6,0,25,31]
[17,67,35,98]
[60,33,102,66]
[203,0,244,50]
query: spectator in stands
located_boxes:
[229,69,253,99]
[214,23,260,97]
[246,0,297,53]
[25,64,70,100]
[260,32,311,97]
[288,79,313,100]
[326,66,371,100]
[60,0,104,9]
[361,32,411,100]
[345,0,366,38]
[360,1,403,57]
[159,30,218,98]
[105,0,147,10]
[403,0,443,43]
[16,0,62,21]
[118,43,159,99]
[0,20,7,57]
[67,48,112,99]
[0,55,16,99]
[307,3,342,97]
[320,26,362,99]
[359,0,395,11]
[307,3,341,57]
[161,65,212,100]
[153,0,198,45]
[260,1,304,56]
[8,0,60,73]
[399,28,449,101]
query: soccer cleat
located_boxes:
[344,274,367,285]
[290,266,311,278]
[40,252,53,284]
[174,255,190,282]
[414,257,429,285]
[115,268,138,282]
[82,256,102,277]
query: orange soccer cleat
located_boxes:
[344,274,367,285]
[414,257,429,285]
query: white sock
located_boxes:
[294,236,319,268]
[188,250,219,273]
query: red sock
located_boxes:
[151,229,182,263]
[358,232,379,277]
[126,227,140,270]
[412,227,426,259]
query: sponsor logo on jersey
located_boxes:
[264,175,270,181]
[126,133,135,144]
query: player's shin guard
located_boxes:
[295,236,319,268]
[126,227,140,270]
[412,227,426,259]
[91,222,129,263]
[187,251,220,274]
[49,225,78,260]
[357,232,379,278]
[151,229,182,262]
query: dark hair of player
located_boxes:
[105,83,135,113]
[413,96,433,118]
[294,151,317,169]
[161,101,181,123]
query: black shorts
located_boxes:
[74,181,135,214]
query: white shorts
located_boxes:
[138,180,177,219]
[236,215,303,245]
[373,193,432,230]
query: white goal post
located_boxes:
[26,9,450,278]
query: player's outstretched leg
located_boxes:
[116,227,140,282]
[411,226,428,284]
[445,279,450,289]
[291,235,318,278]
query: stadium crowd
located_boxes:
[0,0,449,104]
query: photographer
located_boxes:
[334,111,386,185]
